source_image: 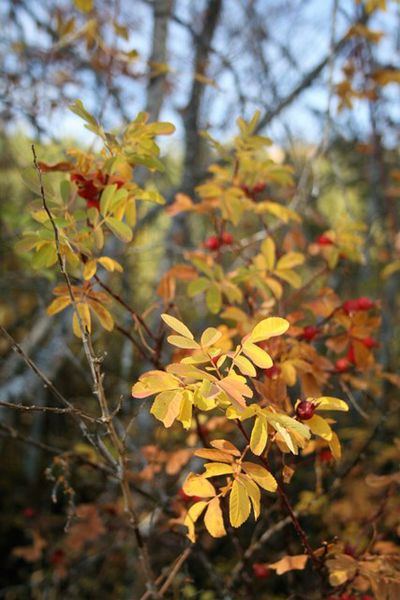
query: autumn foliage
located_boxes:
[1,1,400,598]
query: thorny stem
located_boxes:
[32,146,158,597]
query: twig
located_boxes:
[139,548,192,600]
[235,420,322,573]
[94,274,156,341]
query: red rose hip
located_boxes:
[302,325,319,341]
[220,231,233,245]
[335,358,350,372]
[252,563,270,579]
[204,236,220,251]
[356,296,375,310]
[296,400,315,421]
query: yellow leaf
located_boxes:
[276,252,305,270]
[242,462,277,492]
[242,342,273,368]
[280,361,297,386]
[167,335,200,349]
[250,416,268,456]
[184,501,208,543]
[47,295,71,316]
[249,317,289,343]
[150,390,183,428]
[261,237,276,270]
[200,327,222,348]
[232,355,257,377]
[204,497,226,538]
[382,260,400,279]
[217,376,253,410]
[74,0,93,11]
[132,371,180,398]
[209,439,241,456]
[161,313,194,339]
[203,462,234,477]
[89,300,114,331]
[329,431,342,460]
[183,474,216,498]
[276,269,302,289]
[229,480,251,528]
[177,391,193,430]
[265,276,283,299]
[269,554,308,575]
[97,256,123,272]
[315,396,348,412]
[239,475,261,520]
[83,259,97,280]
[194,448,233,463]
[307,415,333,441]
[72,302,91,338]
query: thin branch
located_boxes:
[32,147,158,597]
[235,420,322,573]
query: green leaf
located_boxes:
[206,285,222,314]
[69,99,98,127]
[105,217,133,242]
[100,184,118,215]
[187,277,210,297]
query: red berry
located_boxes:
[50,549,65,565]
[362,336,378,349]
[302,325,319,341]
[204,236,220,251]
[252,181,266,194]
[252,563,270,579]
[264,365,281,379]
[296,400,315,421]
[23,507,35,518]
[361,596,375,600]
[335,358,350,373]
[319,449,333,463]
[220,231,234,245]
[316,234,334,246]
[339,594,356,600]
[240,183,251,195]
[356,296,375,310]
[344,544,356,557]
[342,299,359,314]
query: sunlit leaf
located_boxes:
[229,480,251,527]
[204,497,226,538]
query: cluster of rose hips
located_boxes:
[342,297,375,314]
[298,297,377,374]
[334,296,377,372]
[204,231,234,251]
